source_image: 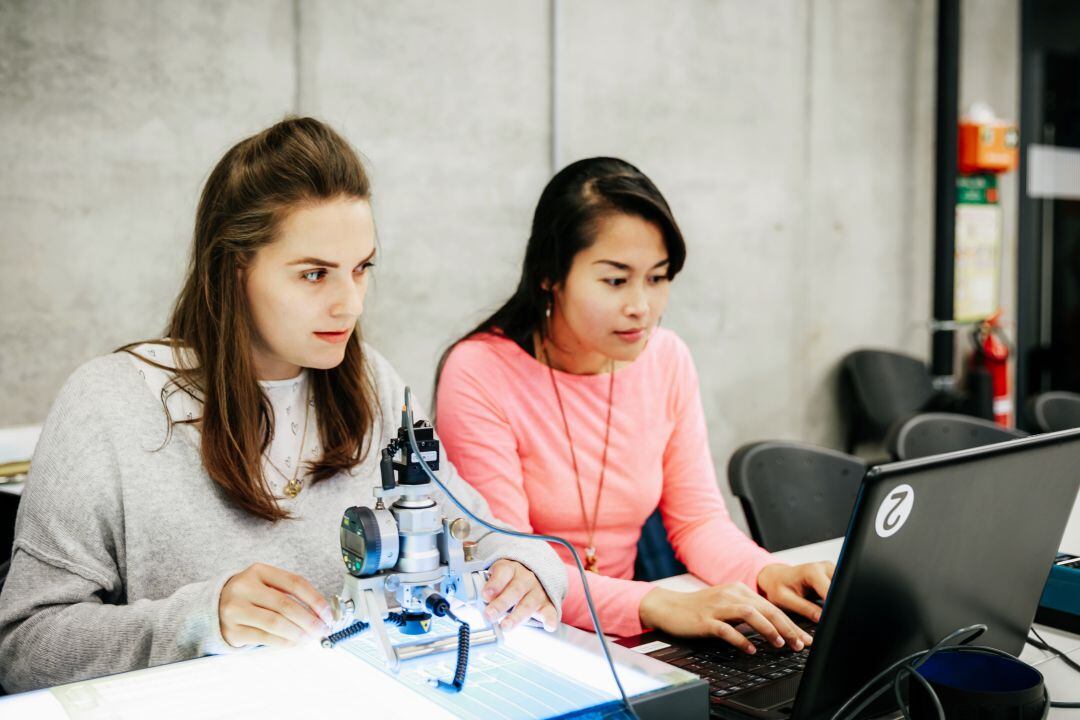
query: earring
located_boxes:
[545,304,551,319]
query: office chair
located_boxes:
[1025,391,1080,433]
[0,558,8,595]
[886,412,1028,461]
[840,349,969,453]
[634,509,687,581]
[727,441,866,552]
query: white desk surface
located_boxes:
[0,602,684,720]
[0,482,24,497]
[0,424,36,497]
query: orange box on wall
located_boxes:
[958,121,1019,173]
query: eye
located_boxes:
[354,261,376,275]
[302,269,327,283]
[603,278,627,287]
[648,274,670,285]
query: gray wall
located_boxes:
[0,0,1020,521]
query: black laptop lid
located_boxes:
[792,428,1080,720]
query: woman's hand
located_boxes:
[638,583,813,654]
[756,561,834,623]
[219,563,333,648]
[482,559,559,632]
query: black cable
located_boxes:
[321,619,369,648]
[1029,627,1080,674]
[433,606,470,693]
[1028,627,1080,707]
[402,387,641,720]
[420,593,472,693]
[834,625,1071,720]
[829,625,987,720]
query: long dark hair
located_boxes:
[435,156,686,395]
[121,117,379,522]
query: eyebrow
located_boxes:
[287,248,376,268]
[592,258,670,271]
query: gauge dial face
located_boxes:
[341,506,399,576]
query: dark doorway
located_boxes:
[1017,0,1080,426]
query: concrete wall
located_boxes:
[0,0,1021,522]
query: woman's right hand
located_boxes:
[219,563,334,648]
[638,583,813,654]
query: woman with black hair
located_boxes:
[436,157,831,650]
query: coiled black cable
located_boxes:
[321,620,369,648]
[436,612,471,693]
[425,594,471,693]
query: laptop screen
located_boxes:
[792,428,1080,720]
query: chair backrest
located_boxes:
[633,509,687,582]
[887,412,1028,461]
[1026,391,1080,433]
[841,349,939,451]
[0,559,8,596]
[727,441,866,552]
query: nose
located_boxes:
[330,275,365,321]
[624,284,649,320]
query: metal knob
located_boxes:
[449,517,471,540]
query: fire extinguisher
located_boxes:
[970,311,1012,427]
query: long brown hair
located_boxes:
[123,117,379,521]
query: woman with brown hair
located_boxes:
[0,117,565,693]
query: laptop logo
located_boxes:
[875,484,914,537]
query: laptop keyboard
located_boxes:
[663,624,815,700]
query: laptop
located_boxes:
[617,428,1080,720]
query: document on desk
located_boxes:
[35,644,448,720]
[337,612,665,719]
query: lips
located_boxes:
[614,328,647,343]
[314,329,351,344]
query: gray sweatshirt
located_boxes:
[0,348,566,693]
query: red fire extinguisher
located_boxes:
[970,311,1012,427]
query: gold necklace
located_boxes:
[542,342,615,573]
[264,386,312,499]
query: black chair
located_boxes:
[1025,391,1080,433]
[633,509,686,581]
[840,349,968,453]
[886,412,1028,461]
[727,441,866,552]
[0,559,7,595]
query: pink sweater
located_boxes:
[435,329,776,637]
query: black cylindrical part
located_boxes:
[931,0,961,378]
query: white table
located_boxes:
[0,601,694,719]
[0,424,37,497]
[655,537,1080,715]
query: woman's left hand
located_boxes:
[756,562,835,623]
[482,559,559,632]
